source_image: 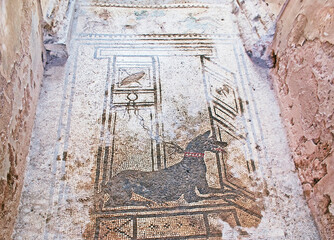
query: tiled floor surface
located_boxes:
[13,1,320,239]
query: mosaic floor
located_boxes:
[13,1,320,239]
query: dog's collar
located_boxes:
[184,152,204,158]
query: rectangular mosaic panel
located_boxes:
[77,4,263,240]
[91,43,262,238]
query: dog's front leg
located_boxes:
[196,179,221,195]
[196,186,241,201]
[200,187,225,194]
[184,188,201,203]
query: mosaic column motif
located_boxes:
[95,56,164,191]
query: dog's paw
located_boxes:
[223,194,241,201]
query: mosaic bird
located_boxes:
[120,71,146,86]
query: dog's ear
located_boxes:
[202,130,211,138]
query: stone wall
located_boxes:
[0,0,45,238]
[271,0,334,239]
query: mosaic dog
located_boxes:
[103,131,228,207]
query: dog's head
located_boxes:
[186,130,228,153]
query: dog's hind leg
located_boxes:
[124,199,153,207]
[104,188,132,207]
[104,189,155,207]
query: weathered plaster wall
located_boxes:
[263,0,286,17]
[40,0,75,45]
[0,0,44,238]
[232,0,285,67]
[271,0,334,239]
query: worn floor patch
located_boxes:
[13,1,320,240]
